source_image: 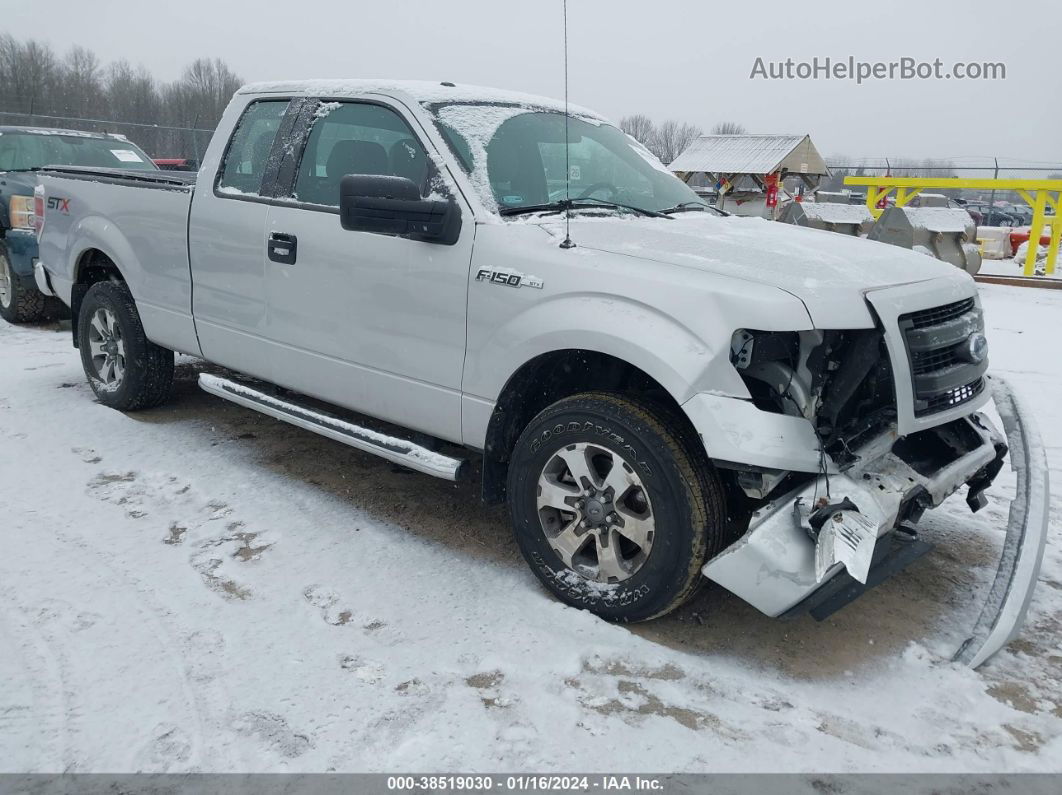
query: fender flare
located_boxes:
[67,216,140,296]
[466,292,749,418]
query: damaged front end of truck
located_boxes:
[701,282,1049,668]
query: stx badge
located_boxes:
[475,268,544,289]
[46,196,71,214]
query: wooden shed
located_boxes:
[669,134,829,217]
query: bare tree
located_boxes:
[919,158,960,197]
[652,120,702,165]
[920,158,957,178]
[711,121,747,135]
[820,155,854,191]
[0,34,59,116]
[888,158,921,177]
[619,114,656,148]
[0,34,243,157]
[171,57,243,127]
[57,46,103,118]
[105,60,162,151]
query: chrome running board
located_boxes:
[198,373,468,481]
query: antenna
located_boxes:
[559,0,576,249]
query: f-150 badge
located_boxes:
[475,268,544,289]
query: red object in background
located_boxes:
[1010,228,1053,253]
[765,173,779,208]
[876,171,891,210]
[153,158,198,171]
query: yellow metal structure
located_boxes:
[844,176,1062,277]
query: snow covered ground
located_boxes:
[980,254,1061,282]
[0,283,1060,773]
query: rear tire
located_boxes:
[0,246,48,323]
[77,281,175,411]
[506,392,727,622]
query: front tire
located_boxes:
[77,281,175,411]
[506,392,727,622]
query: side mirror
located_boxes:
[339,174,460,245]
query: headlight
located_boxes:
[8,196,34,230]
[730,329,805,416]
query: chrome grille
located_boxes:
[910,345,963,375]
[904,298,976,330]
[898,297,987,417]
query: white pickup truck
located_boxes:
[34,80,1048,664]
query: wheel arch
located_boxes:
[479,348,706,504]
[70,248,126,347]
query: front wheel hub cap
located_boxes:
[584,498,606,525]
[535,441,656,584]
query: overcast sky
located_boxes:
[5,0,1059,169]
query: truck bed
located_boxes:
[36,165,200,356]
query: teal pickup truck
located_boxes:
[0,126,156,322]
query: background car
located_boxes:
[0,126,157,323]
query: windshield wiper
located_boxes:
[576,196,672,218]
[660,201,725,215]
[499,198,672,219]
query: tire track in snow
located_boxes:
[3,482,242,771]
[64,486,252,771]
[0,590,70,771]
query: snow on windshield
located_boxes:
[433,103,606,215]
[313,101,342,121]
[433,104,528,213]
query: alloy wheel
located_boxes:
[535,442,655,583]
[87,308,126,386]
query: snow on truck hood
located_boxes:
[539,213,972,329]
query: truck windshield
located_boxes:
[428,104,713,217]
[0,132,157,172]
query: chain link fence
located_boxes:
[821,161,1062,206]
[0,108,214,162]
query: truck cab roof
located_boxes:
[238,79,600,117]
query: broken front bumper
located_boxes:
[703,376,1049,667]
[953,378,1050,667]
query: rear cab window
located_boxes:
[216,100,290,196]
[0,131,156,171]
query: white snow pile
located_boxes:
[902,206,973,233]
[1013,240,1049,265]
[798,202,874,224]
[312,101,342,121]
[0,283,1060,773]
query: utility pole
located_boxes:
[989,157,999,213]
[191,113,201,164]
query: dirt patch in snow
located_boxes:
[144,353,1038,687]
